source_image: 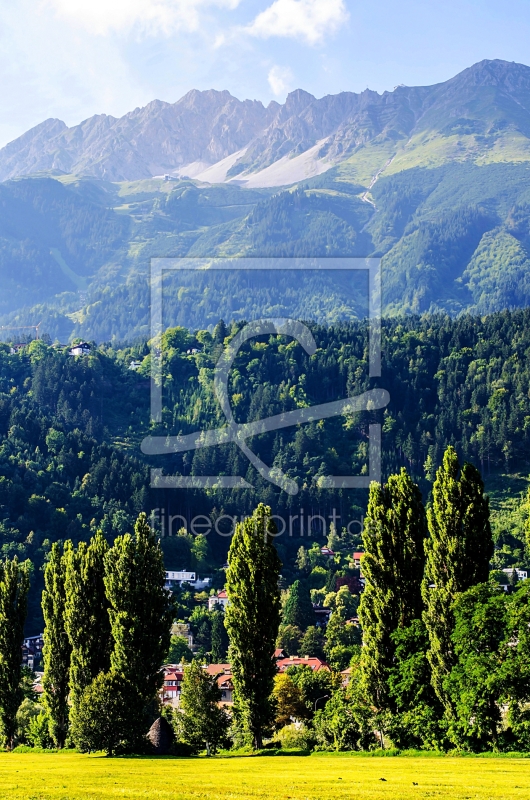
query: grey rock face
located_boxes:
[2,59,530,183]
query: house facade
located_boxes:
[69,342,91,357]
[164,571,211,591]
[208,589,229,611]
[160,665,184,707]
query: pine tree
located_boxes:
[422,446,493,712]
[64,531,111,718]
[225,504,282,749]
[358,468,427,710]
[177,659,230,755]
[282,580,315,631]
[104,512,174,705]
[0,557,31,749]
[42,542,71,748]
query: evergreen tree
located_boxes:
[42,543,71,748]
[210,611,228,663]
[422,446,493,712]
[282,580,315,631]
[176,659,230,755]
[104,513,174,705]
[64,531,111,718]
[358,468,427,709]
[0,557,31,749]
[225,503,282,749]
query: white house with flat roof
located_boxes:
[164,571,211,590]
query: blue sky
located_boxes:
[0,0,529,147]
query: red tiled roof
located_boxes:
[277,656,329,672]
[206,663,231,675]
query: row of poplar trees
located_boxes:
[41,513,174,754]
[357,445,528,749]
[0,502,283,754]
[39,502,283,754]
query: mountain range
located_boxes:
[3,58,530,186]
[1,58,530,341]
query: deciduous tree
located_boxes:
[176,659,229,754]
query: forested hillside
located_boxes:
[2,309,530,633]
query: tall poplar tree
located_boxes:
[225,504,282,749]
[358,468,427,710]
[104,512,174,704]
[0,557,30,749]
[422,446,493,712]
[64,530,111,717]
[42,542,71,748]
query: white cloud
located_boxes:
[43,0,241,37]
[247,0,348,45]
[268,65,293,96]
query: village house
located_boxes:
[164,571,211,591]
[208,589,229,611]
[21,633,44,669]
[206,664,234,706]
[351,552,364,569]
[160,665,184,707]
[69,342,91,357]
[160,651,329,711]
[276,655,330,673]
[502,568,528,581]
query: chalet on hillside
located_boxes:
[69,342,91,357]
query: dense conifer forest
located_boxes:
[1,307,530,633]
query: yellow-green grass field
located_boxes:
[1,752,530,800]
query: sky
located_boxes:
[0,0,529,148]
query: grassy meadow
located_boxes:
[1,751,530,800]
